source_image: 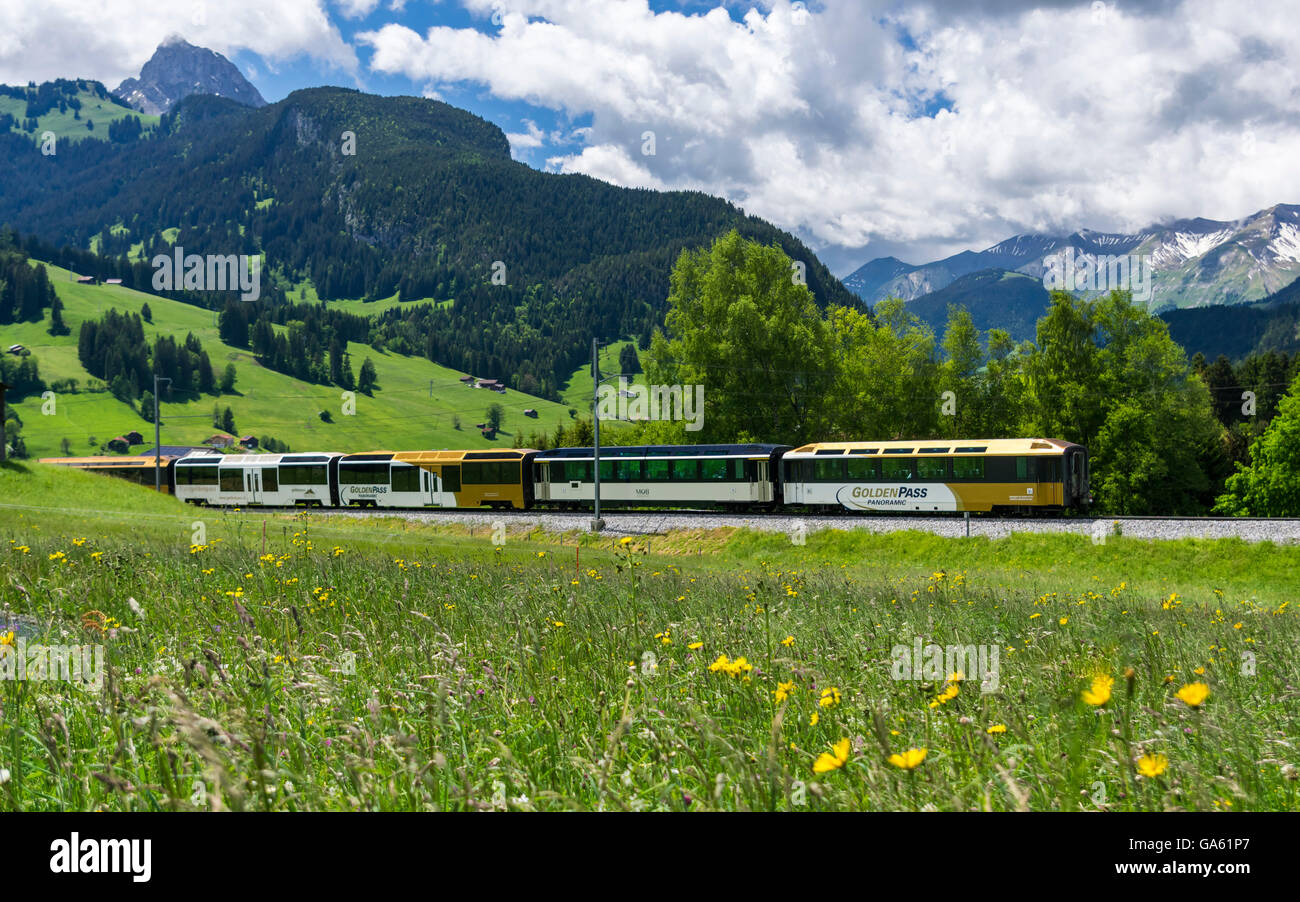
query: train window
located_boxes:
[644,459,669,480]
[262,468,279,492]
[918,447,950,455]
[671,459,699,480]
[954,446,987,454]
[952,457,984,480]
[442,466,461,492]
[616,459,643,481]
[598,460,615,482]
[340,463,388,484]
[813,459,845,481]
[701,459,728,480]
[882,458,915,480]
[883,448,914,455]
[917,457,948,480]
[845,457,878,480]
[1016,457,1029,481]
[391,465,420,492]
[1042,458,1062,482]
[464,462,518,484]
[281,465,327,485]
[180,465,219,486]
[219,469,244,492]
[565,461,591,482]
[791,460,815,482]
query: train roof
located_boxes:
[175,452,342,465]
[389,449,536,464]
[786,438,1081,456]
[535,443,788,459]
[39,455,178,467]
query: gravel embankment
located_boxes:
[317,509,1300,543]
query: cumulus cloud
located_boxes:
[0,0,358,89]
[357,0,1300,269]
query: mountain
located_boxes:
[0,81,855,400]
[846,205,1300,312]
[114,37,266,115]
[904,269,1050,341]
[1161,276,1300,361]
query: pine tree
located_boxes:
[358,357,377,395]
[48,295,69,335]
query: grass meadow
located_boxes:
[1,461,1298,811]
[6,265,595,460]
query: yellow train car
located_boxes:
[780,438,1090,513]
[38,454,177,493]
[337,449,535,510]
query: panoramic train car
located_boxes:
[531,444,790,509]
[38,454,179,493]
[337,449,534,509]
[174,452,343,507]
[781,438,1090,513]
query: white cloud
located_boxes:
[546,143,668,189]
[0,0,358,89]
[506,118,546,156]
[358,0,1300,269]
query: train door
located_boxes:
[783,459,803,504]
[421,467,437,506]
[246,468,261,505]
[534,462,551,502]
[442,465,461,507]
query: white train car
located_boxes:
[531,444,789,509]
[174,453,341,507]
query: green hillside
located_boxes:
[0,85,856,401]
[557,339,647,413]
[0,81,158,145]
[5,265,581,459]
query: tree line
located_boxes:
[77,309,235,414]
[638,230,1300,515]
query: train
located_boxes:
[40,437,1091,514]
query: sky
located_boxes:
[2,0,1298,276]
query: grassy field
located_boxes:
[0,89,159,145]
[2,461,1297,812]
[558,339,647,413]
[5,265,581,458]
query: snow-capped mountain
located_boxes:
[846,204,1300,311]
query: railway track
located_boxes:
[295,506,1300,543]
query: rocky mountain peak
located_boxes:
[114,38,266,115]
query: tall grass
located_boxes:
[2,493,1297,811]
